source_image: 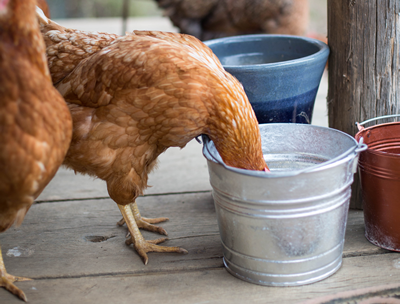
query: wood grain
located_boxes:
[1,193,220,279]
[0,193,395,303]
[1,198,383,279]
[327,0,400,209]
[1,253,400,304]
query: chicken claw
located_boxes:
[117,202,169,236]
[0,246,31,302]
[118,204,188,265]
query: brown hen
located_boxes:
[0,0,72,301]
[155,0,309,40]
[38,13,268,264]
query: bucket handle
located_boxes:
[356,114,400,131]
[355,137,368,153]
[202,135,229,169]
[202,135,367,177]
[313,137,367,173]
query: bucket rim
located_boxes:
[355,121,400,158]
[355,120,400,136]
[203,34,330,71]
[202,123,366,178]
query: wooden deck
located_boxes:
[2,138,400,303]
[2,17,400,304]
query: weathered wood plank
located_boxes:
[37,140,211,201]
[1,193,221,279]
[0,192,393,303]
[301,282,400,304]
[2,253,400,304]
[343,210,390,257]
[327,0,400,209]
[0,193,384,280]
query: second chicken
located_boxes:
[40,17,268,264]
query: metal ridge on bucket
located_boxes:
[203,123,365,286]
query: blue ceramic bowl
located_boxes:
[204,34,329,124]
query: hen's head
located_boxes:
[206,72,268,172]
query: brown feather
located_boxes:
[38,15,119,84]
[0,0,72,231]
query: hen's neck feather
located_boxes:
[0,0,50,80]
[206,84,265,171]
[40,19,119,84]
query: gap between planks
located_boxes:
[9,251,392,282]
[34,190,212,204]
[26,265,224,281]
[19,244,390,281]
[10,194,388,285]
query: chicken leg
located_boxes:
[117,202,169,236]
[0,245,31,302]
[118,204,188,265]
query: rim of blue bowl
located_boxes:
[203,34,330,71]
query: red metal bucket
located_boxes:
[355,115,400,251]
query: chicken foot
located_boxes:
[117,201,169,236]
[118,204,188,265]
[0,245,31,302]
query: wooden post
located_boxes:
[122,0,130,35]
[327,0,400,209]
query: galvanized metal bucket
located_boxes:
[202,123,366,286]
[355,115,400,251]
